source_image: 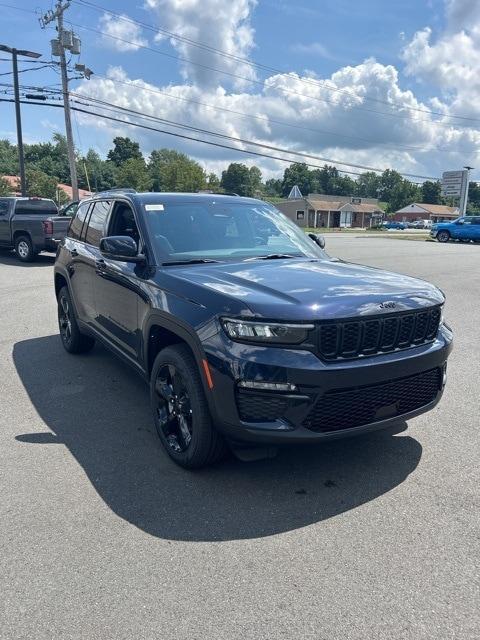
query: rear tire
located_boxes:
[150,345,226,469]
[437,230,450,243]
[15,235,35,262]
[57,286,95,354]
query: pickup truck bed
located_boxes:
[0,197,71,262]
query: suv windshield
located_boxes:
[142,200,325,263]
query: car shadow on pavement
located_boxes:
[0,250,55,267]
[13,335,422,542]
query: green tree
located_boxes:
[388,179,421,213]
[379,169,404,205]
[221,163,253,196]
[265,178,282,197]
[25,168,59,199]
[281,162,312,197]
[79,149,116,192]
[355,171,381,198]
[421,180,441,204]
[248,165,263,196]
[115,157,152,191]
[149,149,206,192]
[0,139,18,175]
[107,137,143,167]
[206,172,221,191]
[467,181,480,212]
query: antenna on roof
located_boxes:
[288,185,303,199]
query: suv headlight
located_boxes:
[221,318,313,344]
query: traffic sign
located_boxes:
[441,170,467,197]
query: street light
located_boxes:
[0,44,42,196]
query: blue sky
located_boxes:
[1,0,479,181]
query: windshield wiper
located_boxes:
[245,253,299,261]
[161,258,220,266]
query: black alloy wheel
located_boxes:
[57,286,95,354]
[154,363,193,454]
[150,345,226,468]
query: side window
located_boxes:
[296,210,305,220]
[107,201,140,245]
[85,201,111,247]
[68,202,90,240]
[0,201,10,215]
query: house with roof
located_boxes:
[275,193,384,228]
[393,202,459,223]
[1,175,92,201]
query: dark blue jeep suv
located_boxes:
[54,191,453,468]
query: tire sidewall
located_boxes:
[150,346,214,468]
[15,235,34,262]
[437,231,450,243]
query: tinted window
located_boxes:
[142,200,326,262]
[68,202,90,240]
[14,199,58,215]
[85,201,111,247]
[0,200,10,215]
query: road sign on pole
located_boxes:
[441,170,466,197]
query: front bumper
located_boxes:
[203,325,453,444]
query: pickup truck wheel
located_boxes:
[15,235,35,262]
[150,345,226,469]
[437,230,450,243]
[57,286,95,354]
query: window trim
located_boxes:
[296,210,305,220]
[68,201,91,242]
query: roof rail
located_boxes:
[92,188,137,197]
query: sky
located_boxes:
[1,0,480,182]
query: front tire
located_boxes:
[15,235,35,262]
[150,345,226,469]
[57,286,95,354]
[437,230,450,243]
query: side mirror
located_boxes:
[455,220,463,225]
[308,232,325,249]
[99,236,145,263]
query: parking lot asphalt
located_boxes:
[0,237,478,640]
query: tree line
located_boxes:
[1,134,479,213]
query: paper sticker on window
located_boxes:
[145,204,164,211]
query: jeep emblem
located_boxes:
[379,301,396,309]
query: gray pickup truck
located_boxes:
[0,197,72,262]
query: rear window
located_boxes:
[68,202,91,240]
[14,199,58,215]
[0,200,10,215]
[84,201,111,247]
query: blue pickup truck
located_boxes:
[431,216,480,243]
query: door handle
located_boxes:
[69,248,78,257]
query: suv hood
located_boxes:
[169,258,444,321]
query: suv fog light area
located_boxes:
[238,380,297,391]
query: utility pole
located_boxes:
[0,44,42,196]
[40,2,92,201]
[459,166,474,217]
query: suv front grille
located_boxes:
[303,367,442,433]
[317,307,441,361]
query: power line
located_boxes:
[3,1,480,132]
[69,90,439,179]
[0,97,431,182]
[85,71,480,157]
[73,0,480,124]
[69,21,480,132]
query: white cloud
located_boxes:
[402,0,480,118]
[73,0,480,181]
[145,0,257,89]
[290,42,331,58]
[99,13,148,52]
